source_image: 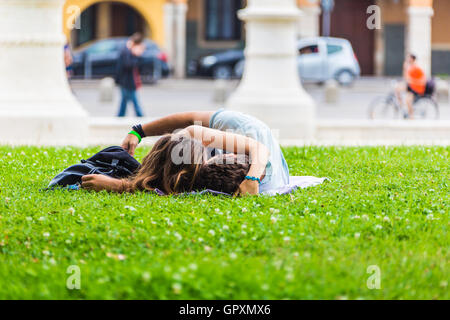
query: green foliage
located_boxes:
[0,146,448,299]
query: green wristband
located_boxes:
[128,130,142,143]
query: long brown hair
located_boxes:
[129,134,205,194]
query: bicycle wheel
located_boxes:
[368,96,399,120]
[413,97,440,120]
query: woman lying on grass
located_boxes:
[81,110,290,196]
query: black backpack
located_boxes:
[48,146,141,189]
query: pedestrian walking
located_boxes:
[115,32,146,117]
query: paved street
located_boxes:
[71,77,450,120]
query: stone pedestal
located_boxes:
[325,79,339,104]
[226,0,316,139]
[407,6,434,76]
[0,0,88,146]
[435,78,449,104]
[99,77,115,103]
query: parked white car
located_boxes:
[297,37,361,86]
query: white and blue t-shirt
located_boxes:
[209,109,290,193]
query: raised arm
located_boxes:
[142,111,214,136]
[121,111,214,155]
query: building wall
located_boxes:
[432,0,450,46]
[431,0,450,75]
[379,0,450,46]
[378,0,407,76]
[185,0,245,73]
[63,0,166,47]
[377,0,450,76]
[324,0,376,75]
[380,0,407,24]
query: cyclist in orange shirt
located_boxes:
[395,53,426,119]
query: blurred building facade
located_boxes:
[326,0,449,77]
[62,0,449,77]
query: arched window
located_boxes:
[205,0,243,41]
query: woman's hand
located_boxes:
[121,133,139,156]
[81,174,126,193]
[236,179,259,196]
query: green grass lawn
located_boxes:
[0,146,448,299]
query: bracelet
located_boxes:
[132,124,146,138]
[245,176,261,184]
[128,130,142,143]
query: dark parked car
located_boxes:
[71,37,170,84]
[187,49,245,79]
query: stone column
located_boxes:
[96,2,111,39]
[226,0,316,140]
[374,0,384,77]
[297,0,321,38]
[174,0,187,78]
[0,0,88,145]
[407,0,434,76]
[163,2,175,73]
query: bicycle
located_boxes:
[368,90,439,120]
